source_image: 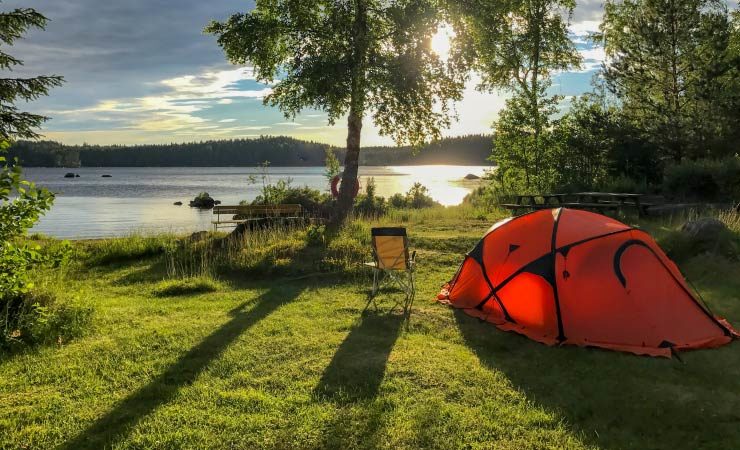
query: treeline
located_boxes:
[7,134,492,167]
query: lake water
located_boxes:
[23,165,491,239]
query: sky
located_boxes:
[5,0,608,147]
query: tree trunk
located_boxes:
[332,0,368,225]
[336,107,362,222]
[530,1,543,192]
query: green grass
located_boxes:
[153,276,225,297]
[1,207,739,449]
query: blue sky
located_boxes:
[6,0,608,146]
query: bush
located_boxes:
[660,227,740,264]
[388,183,440,209]
[354,177,387,217]
[598,175,649,194]
[245,179,334,216]
[663,157,740,201]
[1,290,93,350]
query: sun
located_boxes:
[431,24,454,60]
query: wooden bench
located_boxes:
[211,204,304,231]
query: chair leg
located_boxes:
[371,269,379,297]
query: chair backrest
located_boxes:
[371,227,409,270]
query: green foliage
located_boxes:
[1,289,93,350]
[154,276,224,297]
[663,157,740,201]
[324,148,341,184]
[249,179,334,216]
[0,4,72,350]
[598,175,649,195]
[206,0,465,221]
[452,0,580,191]
[305,224,327,246]
[206,0,463,147]
[0,7,63,140]
[599,0,738,162]
[492,89,561,192]
[549,96,613,190]
[354,177,387,217]
[389,182,440,209]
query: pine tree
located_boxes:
[0,7,63,140]
[1,4,62,319]
[599,0,736,162]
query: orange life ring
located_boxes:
[331,174,360,198]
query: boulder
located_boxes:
[681,218,728,243]
[463,173,481,180]
[173,201,183,206]
[189,192,217,209]
[187,231,209,242]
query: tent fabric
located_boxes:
[438,208,738,357]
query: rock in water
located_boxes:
[101,174,112,178]
[189,192,216,209]
[173,201,183,206]
[64,172,76,178]
[681,218,727,243]
[464,173,481,180]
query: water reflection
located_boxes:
[23,165,491,239]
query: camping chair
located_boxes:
[365,227,416,313]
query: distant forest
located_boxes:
[7,135,493,167]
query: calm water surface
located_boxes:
[23,165,490,239]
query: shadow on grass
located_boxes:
[60,281,305,450]
[314,309,404,404]
[454,309,740,450]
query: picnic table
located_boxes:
[500,192,651,217]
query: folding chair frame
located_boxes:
[367,228,416,316]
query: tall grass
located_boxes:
[719,209,740,233]
[161,221,371,281]
[83,233,178,266]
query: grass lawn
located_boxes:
[1,208,739,449]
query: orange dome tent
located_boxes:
[438,208,738,357]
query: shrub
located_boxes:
[388,183,440,209]
[154,276,223,297]
[659,224,740,264]
[1,290,93,349]
[663,157,740,201]
[598,175,649,194]
[354,177,387,217]
[245,179,334,217]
